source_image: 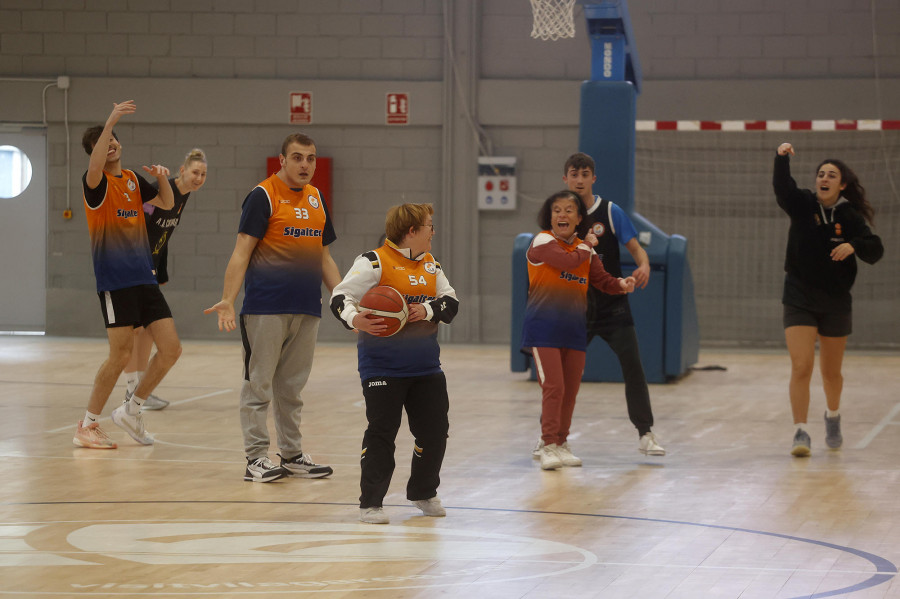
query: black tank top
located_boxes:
[584,197,633,332]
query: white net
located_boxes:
[529,0,576,41]
[634,129,900,349]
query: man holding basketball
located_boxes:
[330,203,459,524]
[205,133,340,483]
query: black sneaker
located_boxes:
[244,456,289,482]
[278,452,333,479]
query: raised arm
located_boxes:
[773,142,805,215]
[85,100,136,189]
[145,166,174,209]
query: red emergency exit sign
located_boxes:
[290,92,312,124]
[386,93,409,125]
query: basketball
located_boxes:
[358,285,409,337]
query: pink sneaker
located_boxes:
[73,421,117,449]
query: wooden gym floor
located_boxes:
[1,335,899,598]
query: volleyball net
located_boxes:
[633,123,899,348]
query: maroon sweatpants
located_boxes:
[533,346,586,446]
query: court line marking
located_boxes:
[0,510,894,599]
[0,547,886,576]
[45,389,233,434]
[854,401,900,449]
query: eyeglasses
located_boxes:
[424,224,435,231]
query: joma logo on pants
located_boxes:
[368,380,387,387]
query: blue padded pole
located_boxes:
[510,232,535,372]
[578,80,636,215]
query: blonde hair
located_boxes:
[385,203,433,244]
[182,148,207,168]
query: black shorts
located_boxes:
[783,303,851,338]
[97,284,172,329]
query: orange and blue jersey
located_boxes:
[82,169,158,292]
[238,173,336,316]
[523,231,623,351]
[330,241,459,380]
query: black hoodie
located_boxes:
[773,153,883,313]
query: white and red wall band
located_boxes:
[635,120,900,132]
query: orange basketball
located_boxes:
[358,285,409,337]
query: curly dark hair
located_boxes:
[537,190,585,234]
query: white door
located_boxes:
[0,127,46,331]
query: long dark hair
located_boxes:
[537,190,585,234]
[818,159,874,224]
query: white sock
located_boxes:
[826,409,840,418]
[795,423,808,432]
[125,371,143,395]
[127,394,145,415]
[83,411,100,426]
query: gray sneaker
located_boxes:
[278,452,333,478]
[791,428,811,457]
[141,394,169,411]
[824,412,843,449]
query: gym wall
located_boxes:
[0,1,897,347]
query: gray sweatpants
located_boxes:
[239,313,320,460]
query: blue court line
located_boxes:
[4,500,895,598]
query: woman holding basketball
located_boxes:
[330,203,459,524]
[774,143,883,457]
[523,191,635,471]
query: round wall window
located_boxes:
[0,145,34,199]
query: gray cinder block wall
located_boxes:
[0,1,898,346]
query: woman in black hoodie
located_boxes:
[773,142,883,457]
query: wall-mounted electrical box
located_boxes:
[477,156,516,211]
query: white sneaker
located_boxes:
[532,439,544,459]
[110,405,154,445]
[244,456,289,482]
[539,444,563,470]
[412,496,446,517]
[359,507,389,524]
[639,432,666,456]
[556,442,582,467]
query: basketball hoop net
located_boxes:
[529,0,576,41]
